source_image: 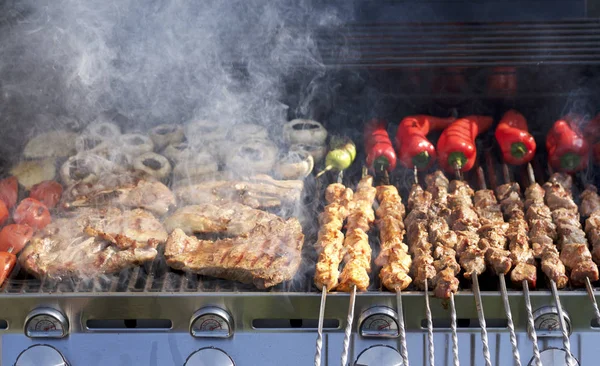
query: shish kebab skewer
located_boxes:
[494,163,541,366]
[424,170,460,366]
[313,172,353,366]
[578,183,600,325]
[447,167,492,366]
[339,168,377,366]
[474,167,522,366]
[374,170,411,366]
[404,168,436,366]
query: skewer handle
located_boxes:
[396,290,410,366]
[585,277,600,328]
[450,293,460,366]
[523,281,541,366]
[314,287,327,366]
[340,285,357,366]
[472,274,492,366]
[499,274,521,366]
[550,280,574,366]
[424,281,435,366]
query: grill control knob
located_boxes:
[184,347,234,366]
[24,308,69,338]
[528,348,580,365]
[355,345,403,366]
[15,345,69,366]
[533,306,571,337]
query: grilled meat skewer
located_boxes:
[495,180,538,287]
[544,173,599,286]
[337,175,377,292]
[376,185,412,291]
[582,185,600,265]
[405,183,436,290]
[314,183,354,291]
[425,171,460,299]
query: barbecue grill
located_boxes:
[3,0,600,365]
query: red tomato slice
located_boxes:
[0,176,18,209]
[29,180,63,209]
[0,224,33,254]
[0,200,8,226]
[14,198,51,230]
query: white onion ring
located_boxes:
[60,154,101,186]
[225,139,278,174]
[184,119,227,145]
[150,124,184,150]
[289,143,327,163]
[283,119,327,145]
[274,150,314,180]
[173,152,218,178]
[119,134,155,157]
[85,121,121,140]
[228,123,269,142]
[133,152,172,180]
[75,134,111,155]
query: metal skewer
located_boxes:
[530,164,573,366]
[585,277,600,327]
[396,288,410,366]
[341,284,356,366]
[315,171,344,366]
[414,166,434,366]
[449,293,459,366]
[455,165,491,366]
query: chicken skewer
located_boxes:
[425,170,460,366]
[448,167,491,366]
[496,164,540,366]
[339,168,377,366]
[375,171,411,365]
[404,168,435,366]
[314,173,351,366]
[475,167,521,366]
[579,184,600,326]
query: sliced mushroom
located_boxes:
[228,123,269,142]
[133,152,172,181]
[23,131,78,159]
[184,119,227,145]
[274,150,314,180]
[85,121,122,140]
[225,139,278,174]
[150,124,184,150]
[283,119,327,145]
[11,158,56,190]
[289,143,327,163]
[173,152,218,179]
[119,134,155,157]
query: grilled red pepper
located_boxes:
[436,115,493,173]
[546,116,589,173]
[495,109,536,165]
[395,115,456,170]
[0,250,16,287]
[364,119,396,172]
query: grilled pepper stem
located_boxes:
[412,151,430,169]
[448,152,468,170]
[510,142,528,158]
[560,153,581,172]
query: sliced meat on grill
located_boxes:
[174,175,303,210]
[164,202,275,236]
[540,247,569,288]
[64,179,176,216]
[548,173,573,191]
[20,207,166,279]
[510,262,537,287]
[165,210,304,289]
[544,183,578,212]
[585,211,600,263]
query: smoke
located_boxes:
[0,0,347,158]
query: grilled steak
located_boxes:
[174,174,303,210]
[20,207,167,279]
[165,203,304,288]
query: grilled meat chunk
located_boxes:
[175,174,303,210]
[165,211,304,289]
[581,185,600,218]
[21,207,166,279]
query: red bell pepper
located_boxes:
[546,116,589,173]
[436,115,494,173]
[494,109,536,165]
[364,119,396,172]
[0,249,16,287]
[395,115,456,170]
